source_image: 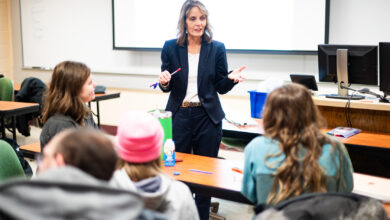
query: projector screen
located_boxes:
[113,0,328,54]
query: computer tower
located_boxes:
[379,42,390,95]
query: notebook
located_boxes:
[327,127,361,138]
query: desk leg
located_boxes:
[1,117,5,138]
[96,101,100,128]
[88,101,100,128]
[12,116,17,142]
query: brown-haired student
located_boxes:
[241,83,353,207]
[40,61,97,150]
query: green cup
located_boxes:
[149,110,172,159]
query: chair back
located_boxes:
[0,77,13,101]
[0,140,25,181]
[255,192,387,220]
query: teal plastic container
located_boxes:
[248,90,268,118]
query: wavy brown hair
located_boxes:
[176,0,212,46]
[42,61,91,125]
[263,83,344,204]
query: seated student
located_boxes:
[110,111,199,220]
[40,60,97,150]
[38,128,117,181]
[241,83,354,206]
[0,128,165,219]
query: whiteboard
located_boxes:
[19,0,390,74]
[113,0,327,52]
[20,0,156,73]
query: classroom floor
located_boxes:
[15,125,254,220]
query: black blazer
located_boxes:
[159,39,236,125]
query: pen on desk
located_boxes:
[150,68,182,89]
[232,167,243,174]
[190,169,212,174]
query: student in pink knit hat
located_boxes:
[110,111,199,220]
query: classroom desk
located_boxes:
[223,119,390,178]
[162,152,252,204]
[162,152,390,219]
[313,95,390,133]
[14,83,120,128]
[88,92,121,127]
[19,142,40,158]
[0,101,39,142]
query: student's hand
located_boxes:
[159,70,171,85]
[228,66,246,83]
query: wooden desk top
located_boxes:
[20,142,41,154]
[313,95,390,112]
[224,119,390,149]
[163,153,390,218]
[162,152,243,192]
[0,101,39,116]
[161,152,251,204]
[335,131,390,149]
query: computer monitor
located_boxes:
[318,44,378,100]
[379,42,390,98]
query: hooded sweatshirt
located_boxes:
[110,169,199,220]
[0,166,165,220]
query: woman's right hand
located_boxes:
[159,70,171,85]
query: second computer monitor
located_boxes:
[380,42,390,97]
[318,44,378,99]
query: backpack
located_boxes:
[255,192,387,220]
[15,77,47,136]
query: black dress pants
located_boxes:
[172,106,222,220]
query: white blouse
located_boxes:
[183,53,200,103]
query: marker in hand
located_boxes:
[150,68,182,89]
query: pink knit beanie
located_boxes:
[115,111,164,163]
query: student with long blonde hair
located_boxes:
[241,83,353,205]
[40,61,97,150]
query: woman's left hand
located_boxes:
[228,66,246,83]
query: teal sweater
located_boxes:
[241,136,354,205]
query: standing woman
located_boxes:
[40,61,97,150]
[158,0,245,219]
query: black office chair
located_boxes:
[255,192,387,220]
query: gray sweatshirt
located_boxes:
[0,166,166,219]
[110,169,199,220]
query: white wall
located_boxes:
[10,0,387,96]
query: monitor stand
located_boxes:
[379,93,390,103]
[326,48,365,100]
